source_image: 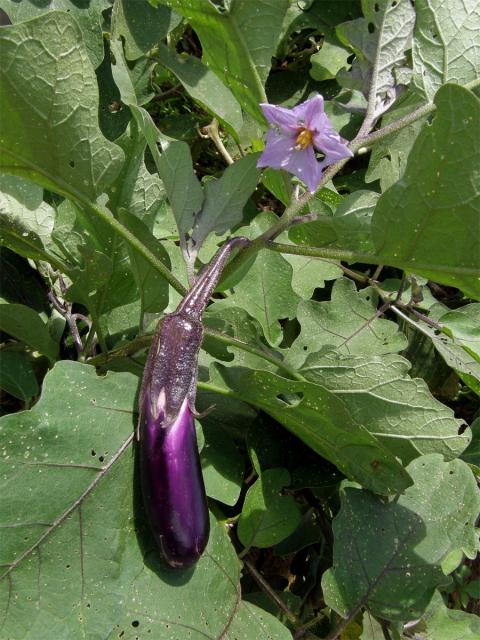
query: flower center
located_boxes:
[295,127,313,150]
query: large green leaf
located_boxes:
[322,454,479,621]
[0,0,109,68]
[214,365,412,495]
[157,43,243,134]
[0,12,123,201]
[371,84,480,299]
[286,278,407,368]
[237,468,302,549]
[0,361,290,639]
[301,351,468,464]
[413,0,480,100]
[160,0,289,122]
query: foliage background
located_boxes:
[0,0,479,638]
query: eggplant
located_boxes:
[138,237,249,567]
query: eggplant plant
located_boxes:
[137,237,249,567]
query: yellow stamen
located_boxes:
[295,128,313,150]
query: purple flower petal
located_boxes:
[313,119,354,164]
[260,103,299,132]
[293,95,325,130]
[282,145,323,193]
[257,128,296,169]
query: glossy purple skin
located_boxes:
[138,238,250,568]
[140,397,209,568]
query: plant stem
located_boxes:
[267,241,377,264]
[243,558,300,626]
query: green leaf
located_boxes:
[0,350,39,402]
[365,92,428,192]
[156,141,204,240]
[289,190,379,254]
[402,455,480,567]
[0,12,123,201]
[0,175,67,270]
[360,612,384,640]
[281,253,343,300]
[310,30,350,82]
[118,209,171,314]
[112,0,179,60]
[192,154,260,250]
[237,468,302,549]
[286,278,407,368]
[301,351,468,464]
[221,601,293,640]
[0,303,58,362]
[201,424,245,507]
[0,0,109,68]
[421,590,480,640]
[412,0,480,100]
[157,43,243,134]
[161,0,289,122]
[214,365,412,495]
[322,454,479,621]
[0,361,289,638]
[461,417,480,469]
[336,0,415,101]
[107,123,167,230]
[371,84,480,300]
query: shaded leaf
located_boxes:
[157,43,243,134]
[201,424,245,507]
[192,154,260,250]
[0,350,39,402]
[161,0,289,122]
[112,0,179,60]
[0,303,58,362]
[371,84,480,299]
[322,454,479,621]
[237,468,302,549]
[0,12,123,200]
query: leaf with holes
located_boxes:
[286,278,407,369]
[322,454,479,621]
[212,364,412,496]
[0,361,291,639]
[336,0,415,103]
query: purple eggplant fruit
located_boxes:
[138,237,249,567]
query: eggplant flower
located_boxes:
[257,95,353,193]
[138,237,249,568]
